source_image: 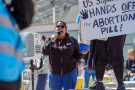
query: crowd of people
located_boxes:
[33,21,135,90]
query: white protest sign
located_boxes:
[79,0,135,41]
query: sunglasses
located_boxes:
[56,25,65,28]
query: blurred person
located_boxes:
[88,35,126,90]
[133,37,135,50]
[105,64,112,72]
[125,49,135,81]
[83,51,95,88]
[35,35,48,90]
[105,64,113,76]
[42,21,83,90]
[0,0,33,90]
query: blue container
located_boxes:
[79,43,90,53]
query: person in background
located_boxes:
[125,49,135,81]
[42,21,83,90]
[88,35,126,90]
[35,35,48,90]
[105,64,113,76]
[133,37,135,50]
[41,35,46,49]
[83,51,95,88]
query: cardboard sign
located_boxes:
[79,0,135,41]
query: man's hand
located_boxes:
[81,50,88,55]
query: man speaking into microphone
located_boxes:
[42,21,82,90]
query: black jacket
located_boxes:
[42,33,82,75]
[125,58,135,75]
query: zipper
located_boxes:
[60,40,63,75]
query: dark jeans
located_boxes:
[36,74,48,90]
[0,78,20,90]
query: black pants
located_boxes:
[0,78,20,90]
[94,35,126,85]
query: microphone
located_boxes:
[56,31,62,36]
[50,31,62,42]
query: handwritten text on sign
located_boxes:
[79,0,135,41]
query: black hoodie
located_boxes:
[42,33,82,75]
